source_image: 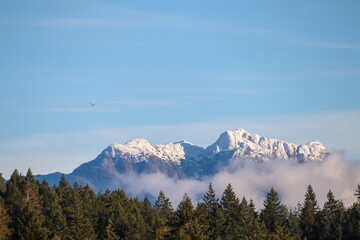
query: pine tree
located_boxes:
[343,185,360,240]
[0,202,12,240]
[57,177,95,239]
[124,201,147,240]
[268,222,295,240]
[15,198,47,240]
[260,187,288,233]
[220,183,241,239]
[173,193,196,239]
[4,170,24,222]
[317,190,345,240]
[102,217,119,240]
[140,196,156,239]
[203,182,223,240]
[355,184,360,202]
[238,197,258,238]
[78,184,98,228]
[0,173,6,195]
[300,185,318,240]
[286,208,302,240]
[38,180,68,239]
[154,191,173,239]
[69,183,96,240]
[193,202,210,240]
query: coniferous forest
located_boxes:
[1,169,360,240]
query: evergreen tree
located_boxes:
[57,177,95,239]
[344,195,360,240]
[4,170,24,222]
[69,183,96,240]
[286,208,302,240]
[203,182,223,240]
[355,184,360,202]
[140,197,156,239]
[220,183,241,239]
[38,180,68,239]
[316,190,345,240]
[0,202,12,240]
[300,185,318,240]
[193,202,210,240]
[154,191,174,239]
[15,198,47,240]
[0,173,6,195]
[238,197,259,238]
[260,187,288,233]
[102,217,119,240]
[78,184,98,227]
[268,222,295,240]
[343,185,360,240]
[172,193,193,239]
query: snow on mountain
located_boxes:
[109,139,205,165]
[206,128,327,162]
[36,128,330,191]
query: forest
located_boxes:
[0,169,359,240]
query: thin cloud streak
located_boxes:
[6,6,359,50]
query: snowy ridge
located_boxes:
[36,128,330,190]
[104,128,328,165]
[206,128,328,162]
[108,139,205,165]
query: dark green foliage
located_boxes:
[140,196,156,239]
[173,193,195,239]
[316,190,345,240]
[1,168,360,240]
[38,180,68,238]
[154,190,173,239]
[15,200,47,240]
[220,183,242,239]
[300,185,318,240]
[344,202,360,240]
[203,182,224,240]
[260,187,288,233]
[286,207,302,240]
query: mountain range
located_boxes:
[36,128,329,191]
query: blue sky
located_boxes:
[1,0,360,178]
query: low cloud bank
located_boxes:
[115,153,360,209]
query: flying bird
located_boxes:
[90,103,96,107]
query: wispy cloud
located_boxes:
[23,107,123,113]
[137,87,270,95]
[22,98,183,112]
[37,18,112,27]
[6,6,359,50]
[308,42,360,50]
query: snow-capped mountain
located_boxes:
[36,128,329,191]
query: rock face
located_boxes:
[36,128,329,191]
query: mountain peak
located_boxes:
[175,140,194,145]
[206,128,261,154]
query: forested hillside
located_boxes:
[0,169,360,240]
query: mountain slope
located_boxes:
[36,128,329,191]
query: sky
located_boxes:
[0,0,360,179]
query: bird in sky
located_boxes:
[89,103,96,107]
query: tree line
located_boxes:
[0,169,360,240]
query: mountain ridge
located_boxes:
[36,128,329,191]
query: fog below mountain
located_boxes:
[116,153,360,209]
